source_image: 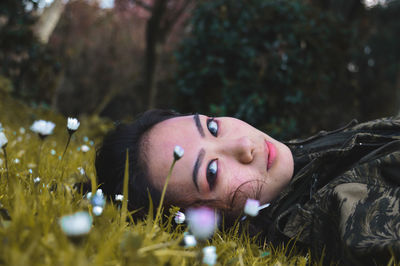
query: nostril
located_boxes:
[240,137,255,163]
[249,142,256,162]
[230,136,255,163]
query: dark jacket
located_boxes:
[261,117,400,265]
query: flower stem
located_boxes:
[60,134,72,180]
[152,158,177,233]
[62,134,72,160]
[37,140,43,176]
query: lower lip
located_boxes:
[265,141,277,170]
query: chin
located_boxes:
[266,142,294,202]
[276,144,294,185]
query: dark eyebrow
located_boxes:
[193,113,205,137]
[192,148,205,192]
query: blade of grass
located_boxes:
[89,171,97,197]
[146,189,154,233]
[151,158,177,235]
[153,249,197,257]
[137,241,173,255]
[120,149,129,225]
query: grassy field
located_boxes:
[0,94,312,265]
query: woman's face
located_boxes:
[145,114,294,215]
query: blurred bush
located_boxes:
[0,76,13,94]
[0,0,59,102]
[174,0,400,138]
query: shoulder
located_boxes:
[286,116,400,155]
[287,116,400,145]
[344,116,400,131]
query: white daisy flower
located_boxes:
[174,211,186,224]
[174,145,184,160]
[242,199,270,221]
[81,145,90,153]
[244,198,260,217]
[95,189,103,197]
[202,246,217,266]
[59,211,92,236]
[186,207,218,240]
[90,189,105,216]
[33,177,41,184]
[91,194,105,207]
[77,167,85,175]
[67,117,80,131]
[30,120,55,136]
[183,232,197,248]
[92,206,103,216]
[86,192,92,200]
[0,132,8,148]
[115,194,124,201]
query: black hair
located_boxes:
[95,109,184,219]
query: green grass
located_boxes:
[0,94,313,265]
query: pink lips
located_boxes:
[265,140,277,170]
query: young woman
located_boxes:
[95,109,400,264]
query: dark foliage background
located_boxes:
[0,0,399,139]
[174,0,400,138]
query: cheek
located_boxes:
[230,118,256,133]
[223,168,261,200]
[165,179,198,206]
[222,174,262,211]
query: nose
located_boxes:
[221,136,255,164]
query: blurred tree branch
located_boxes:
[132,0,196,109]
[131,0,153,11]
[33,0,67,44]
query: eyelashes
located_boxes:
[206,159,218,191]
[206,117,219,190]
[207,118,218,137]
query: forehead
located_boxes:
[145,115,200,196]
